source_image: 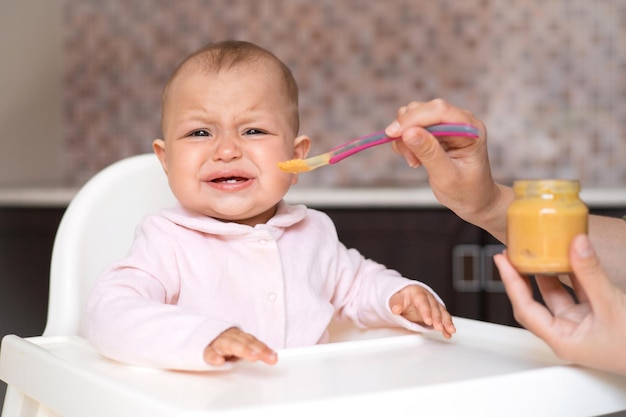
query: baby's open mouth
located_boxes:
[211,176,249,184]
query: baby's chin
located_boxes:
[208,206,279,227]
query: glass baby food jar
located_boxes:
[506,179,588,275]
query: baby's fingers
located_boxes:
[422,297,454,337]
[205,328,278,366]
[238,343,278,365]
[437,309,456,339]
[203,346,232,366]
[414,293,445,328]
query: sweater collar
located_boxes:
[159,200,307,236]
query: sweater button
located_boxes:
[267,293,277,303]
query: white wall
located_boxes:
[0,0,64,186]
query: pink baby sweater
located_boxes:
[84,201,441,370]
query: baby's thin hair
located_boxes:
[161,40,299,134]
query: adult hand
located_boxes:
[494,234,626,375]
[385,99,512,241]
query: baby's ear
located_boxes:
[293,135,310,159]
[152,139,168,174]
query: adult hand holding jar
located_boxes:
[494,234,626,375]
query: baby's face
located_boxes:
[153,66,309,226]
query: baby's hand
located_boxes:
[204,327,278,366]
[389,285,456,339]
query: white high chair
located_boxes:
[1,154,625,417]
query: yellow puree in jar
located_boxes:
[507,180,588,275]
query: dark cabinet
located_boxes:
[0,208,65,338]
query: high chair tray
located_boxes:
[1,317,625,417]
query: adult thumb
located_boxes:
[569,234,613,304]
[395,126,453,175]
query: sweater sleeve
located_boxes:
[83,216,235,371]
[318,213,444,333]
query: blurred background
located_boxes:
[1,0,626,190]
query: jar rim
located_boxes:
[512,179,581,195]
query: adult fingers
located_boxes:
[385,99,486,179]
[534,275,577,314]
[387,99,479,130]
[568,234,619,320]
[494,253,557,342]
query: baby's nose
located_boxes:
[212,134,242,161]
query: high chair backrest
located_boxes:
[44,154,176,336]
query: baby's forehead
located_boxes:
[171,56,279,91]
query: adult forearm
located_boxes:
[455,183,515,244]
[588,214,626,291]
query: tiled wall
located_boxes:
[64,0,626,188]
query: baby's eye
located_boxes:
[243,128,267,136]
[189,129,211,137]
